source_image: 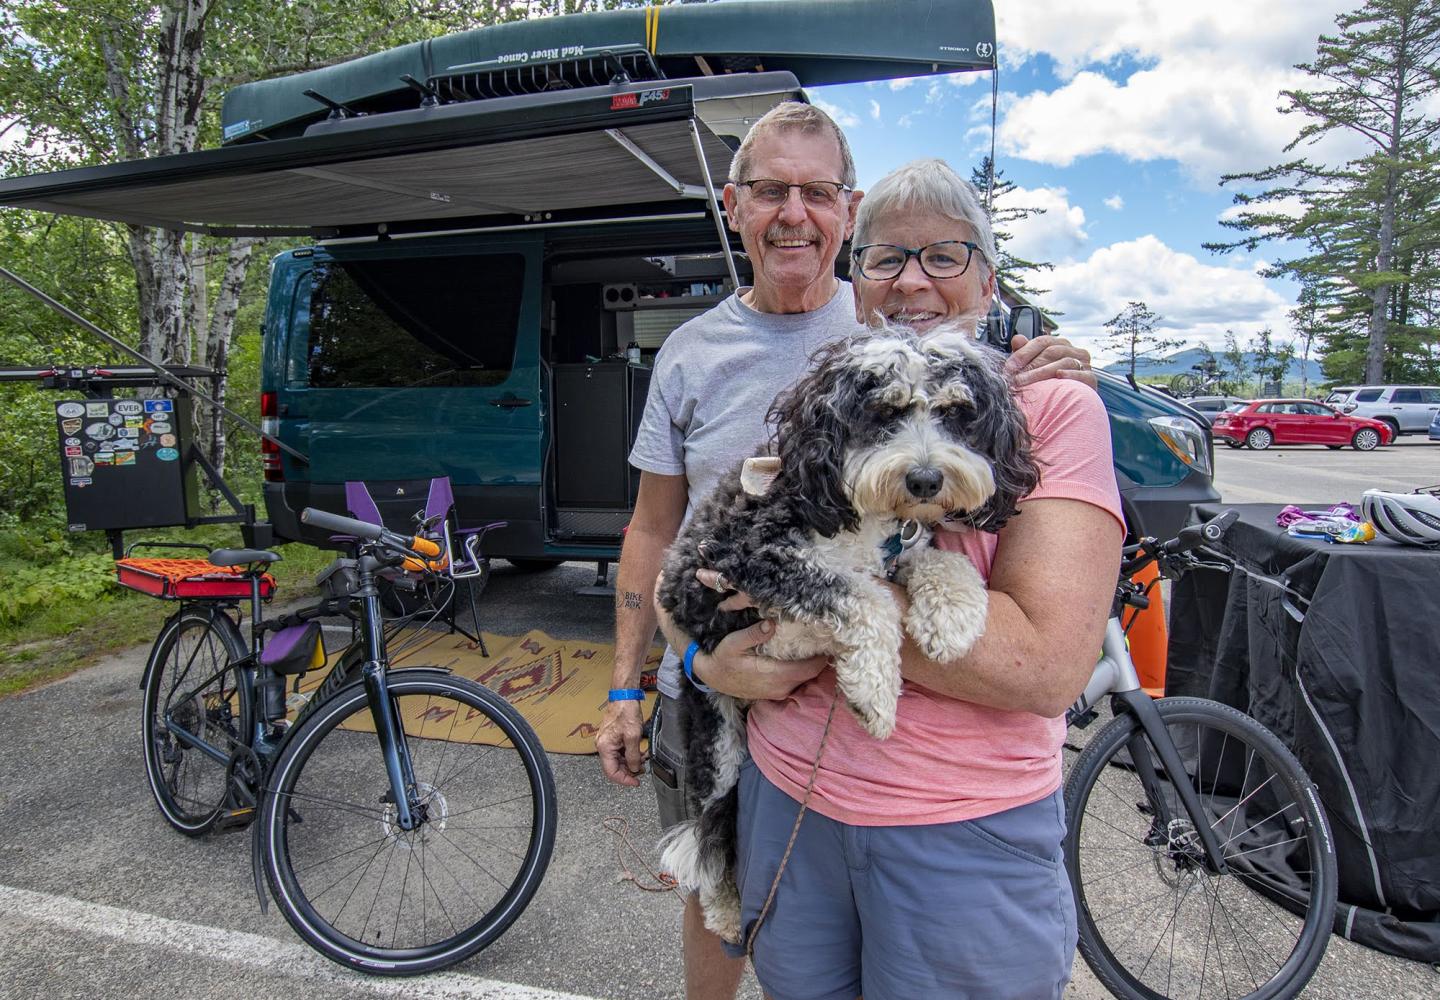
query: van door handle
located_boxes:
[491,394,533,408]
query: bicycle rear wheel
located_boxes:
[257,671,556,975]
[1065,697,1336,1000]
[141,606,251,836]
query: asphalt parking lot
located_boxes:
[2,441,1438,1000]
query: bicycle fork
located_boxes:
[357,587,422,832]
[1115,689,1231,877]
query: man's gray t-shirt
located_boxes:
[629,281,863,697]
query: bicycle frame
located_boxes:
[1067,618,1231,876]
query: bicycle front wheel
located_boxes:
[1065,697,1336,1000]
[141,606,251,836]
[257,671,557,975]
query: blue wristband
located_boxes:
[607,688,645,702]
[683,641,713,693]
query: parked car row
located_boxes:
[1212,399,1394,451]
[1323,384,1440,439]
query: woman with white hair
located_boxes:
[710,158,1125,999]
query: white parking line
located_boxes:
[0,883,602,1000]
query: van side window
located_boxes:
[1354,389,1383,402]
[306,254,525,388]
[1391,388,1422,403]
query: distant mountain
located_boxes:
[1102,347,1323,382]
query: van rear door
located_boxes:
[277,240,543,534]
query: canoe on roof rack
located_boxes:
[0,0,995,239]
[220,0,996,144]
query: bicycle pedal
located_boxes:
[217,806,256,832]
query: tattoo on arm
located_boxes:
[620,590,644,610]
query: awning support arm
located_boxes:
[687,118,740,290]
[0,264,309,464]
[604,128,707,200]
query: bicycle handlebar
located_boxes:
[300,507,441,559]
[1120,508,1239,581]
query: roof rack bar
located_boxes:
[688,118,740,290]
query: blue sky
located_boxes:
[799,0,1361,361]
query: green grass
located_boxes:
[0,525,333,699]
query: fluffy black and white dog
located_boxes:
[655,327,1040,942]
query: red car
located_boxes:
[1213,399,1394,451]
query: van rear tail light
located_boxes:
[260,391,283,482]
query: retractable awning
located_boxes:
[0,84,743,239]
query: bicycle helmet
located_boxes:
[1360,487,1440,547]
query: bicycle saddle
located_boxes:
[209,548,282,567]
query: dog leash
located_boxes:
[745,685,842,961]
[603,815,680,894]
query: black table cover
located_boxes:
[1168,503,1440,962]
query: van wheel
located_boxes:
[1246,428,1273,450]
[1380,418,1399,442]
[1352,427,1381,451]
[506,558,564,572]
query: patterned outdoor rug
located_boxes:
[294,627,663,754]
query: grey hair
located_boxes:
[852,158,997,272]
[728,101,857,189]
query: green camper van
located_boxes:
[0,0,1217,564]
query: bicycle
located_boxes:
[1064,509,1338,1000]
[1169,361,1224,398]
[132,507,557,975]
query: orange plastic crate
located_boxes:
[115,558,276,600]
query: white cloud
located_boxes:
[889,78,915,91]
[1103,194,1124,211]
[1005,186,1089,264]
[810,98,860,129]
[993,1,1364,179]
[869,99,881,122]
[1030,235,1292,360]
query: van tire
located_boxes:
[506,558,564,572]
[1379,418,1399,441]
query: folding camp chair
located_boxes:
[344,477,506,654]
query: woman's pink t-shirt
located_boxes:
[746,379,1125,826]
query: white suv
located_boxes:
[1324,385,1440,438]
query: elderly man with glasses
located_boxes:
[596,102,1096,1000]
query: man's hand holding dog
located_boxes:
[1008,334,1095,389]
[653,578,827,701]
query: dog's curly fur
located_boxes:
[655,327,1040,942]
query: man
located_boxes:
[595,103,1093,1000]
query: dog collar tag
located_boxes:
[740,456,782,497]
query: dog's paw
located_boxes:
[904,548,988,662]
[702,877,744,945]
[836,647,902,740]
[847,694,897,740]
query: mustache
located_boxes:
[764,224,822,243]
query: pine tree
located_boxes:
[1099,302,1181,378]
[970,156,1054,298]
[1206,0,1440,384]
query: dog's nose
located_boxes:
[905,467,944,499]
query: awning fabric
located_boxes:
[0,86,734,237]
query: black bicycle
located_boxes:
[1064,511,1337,1000]
[134,507,556,975]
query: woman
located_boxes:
[662,158,1124,1000]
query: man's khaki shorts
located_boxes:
[649,692,693,831]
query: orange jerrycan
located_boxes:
[1122,559,1168,698]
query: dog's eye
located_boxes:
[936,401,975,425]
